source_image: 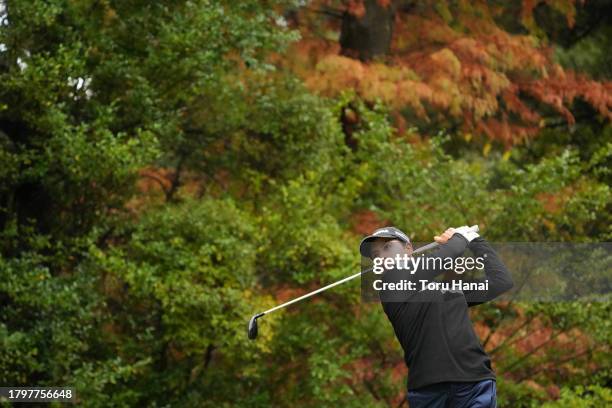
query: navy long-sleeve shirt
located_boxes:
[379,235,513,390]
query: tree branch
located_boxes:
[140,173,171,195]
[514,345,599,382]
[500,328,566,373]
[303,6,344,19]
[166,153,186,202]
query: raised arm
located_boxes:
[412,233,470,281]
[378,229,470,303]
[463,237,514,307]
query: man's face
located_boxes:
[370,237,413,260]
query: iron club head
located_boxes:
[248,313,264,340]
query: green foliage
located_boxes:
[495,376,548,407]
[541,385,612,407]
[0,247,102,386]
[80,198,258,406]
[347,100,610,242]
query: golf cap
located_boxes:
[359,226,411,258]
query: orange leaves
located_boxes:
[310,54,366,89]
[430,48,462,80]
[350,210,387,236]
[521,0,577,30]
[525,71,612,124]
[393,14,459,48]
[536,186,575,215]
[346,0,393,18]
[501,86,540,124]
[306,54,432,116]
[282,0,610,146]
[477,31,547,73]
[475,119,539,146]
[452,38,491,65]
[346,0,366,18]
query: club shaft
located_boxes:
[260,244,430,316]
[258,226,478,316]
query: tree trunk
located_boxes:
[340,0,396,61]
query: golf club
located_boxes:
[248,225,479,340]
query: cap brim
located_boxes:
[359,234,397,258]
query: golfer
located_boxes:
[360,226,513,408]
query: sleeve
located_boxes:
[377,234,476,304]
[463,237,514,307]
[412,234,470,281]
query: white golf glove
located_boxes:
[454,225,480,243]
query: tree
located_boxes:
[0,1,609,406]
[280,0,611,146]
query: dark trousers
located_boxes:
[407,379,496,408]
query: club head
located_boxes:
[248,313,264,340]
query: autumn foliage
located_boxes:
[1,0,610,406]
[279,0,612,145]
